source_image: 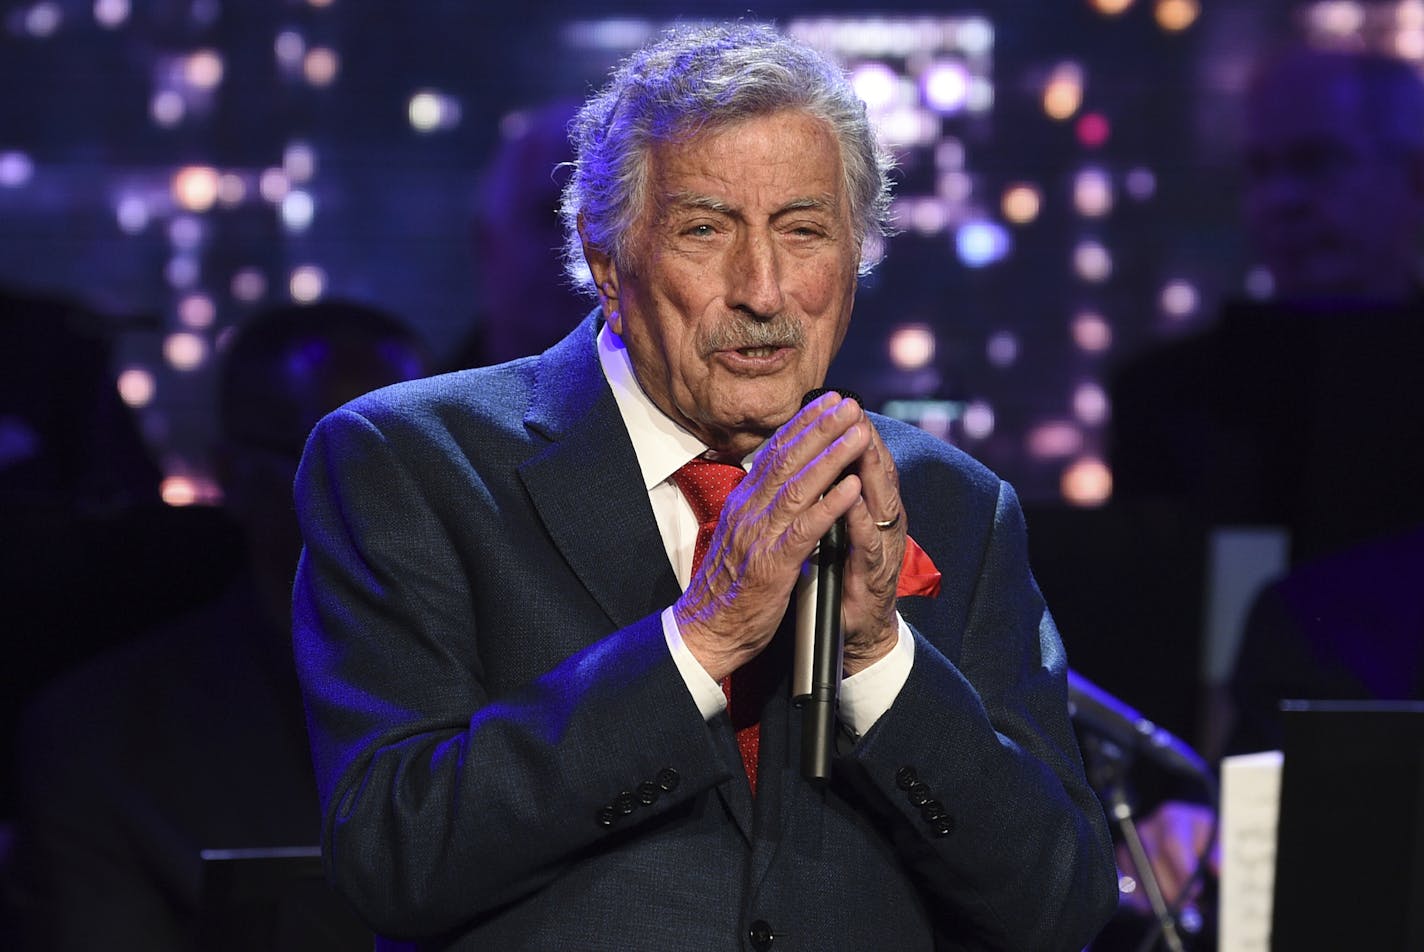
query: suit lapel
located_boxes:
[518,315,760,840]
[517,314,682,630]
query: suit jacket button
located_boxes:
[930,813,956,837]
[636,780,661,805]
[596,806,617,828]
[907,781,932,806]
[895,765,918,790]
[656,767,680,792]
[748,919,774,950]
[920,798,945,821]
[615,790,637,815]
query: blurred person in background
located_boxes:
[1098,43,1424,952]
[10,300,428,951]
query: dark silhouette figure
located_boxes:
[9,300,428,951]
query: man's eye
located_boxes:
[685,223,716,237]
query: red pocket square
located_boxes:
[896,535,942,598]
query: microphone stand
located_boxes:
[801,515,846,781]
[1079,733,1188,952]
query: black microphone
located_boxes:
[1066,668,1209,778]
[793,387,861,781]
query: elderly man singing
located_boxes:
[293,22,1116,951]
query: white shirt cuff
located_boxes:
[838,613,915,738]
[662,605,914,732]
[662,606,727,721]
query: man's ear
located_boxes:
[578,215,622,334]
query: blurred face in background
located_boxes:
[1243,53,1424,303]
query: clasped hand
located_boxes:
[674,392,906,682]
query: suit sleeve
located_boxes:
[839,475,1119,950]
[291,407,731,938]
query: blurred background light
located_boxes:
[888,323,937,370]
[178,293,215,329]
[408,90,462,132]
[1043,62,1084,120]
[1073,167,1114,217]
[151,90,185,127]
[1159,278,1200,320]
[0,151,33,188]
[1155,0,1201,32]
[303,47,340,87]
[290,265,326,302]
[1073,240,1112,282]
[956,220,1011,267]
[986,330,1019,368]
[1090,0,1136,15]
[1001,183,1042,224]
[922,59,971,113]
[1071,310,1114,352]
[231,268,268,302]
[163,332,209,372]
[283,142,316,182]
[1075,111,1110,148]
[1027,421,1083,459]
[184,50,224,90]
[962,400,995,440]
[116,367,155,408]
[24,2,62,37]
[851,61,900,110]
[93,0,130,29]
[281,190,315,231]
[1072,381,1110,425]
[1125,166,1157,201]
[1061,456,1113,506]
[172,167,220,213]
[115,195,149,233]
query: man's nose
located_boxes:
[725,230,786,317]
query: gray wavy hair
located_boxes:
[559,22,896,292]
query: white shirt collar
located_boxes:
[597,322,713,490]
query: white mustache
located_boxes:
[700,316,805,355]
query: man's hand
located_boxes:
[674,392,905,681]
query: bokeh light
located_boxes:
[290,264,326,302]
[1027,421,1083,459]
[956,220,1011,267]
[0,151,34,188]
[116,367,155,408]
[163,331,209,371]
[1001,183,1042,224]
[986,330,1019,368]
[1073,168,1114,218]
[1071,311,1114,352]
[1061,457,1113,506]
[888,323,937,370]
[1155,0,1200,32]
[1159,278,1199,320]
[1043,62,1084,121]
[1073,240,1113,282]
[172,166,220,212]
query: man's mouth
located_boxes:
[737,346,779,358]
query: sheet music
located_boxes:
[1219,750,1284,952]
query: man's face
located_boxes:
[1243,62,1424,302]
[585,109,860,456]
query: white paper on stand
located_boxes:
[1218,750,1284,952]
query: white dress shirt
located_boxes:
[596,322,913,737]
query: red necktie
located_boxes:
[669,457,765,793]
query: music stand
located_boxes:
[195,846,370,951]
[1270,700,1424,951]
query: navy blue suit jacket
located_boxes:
[292,315,1116,950]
